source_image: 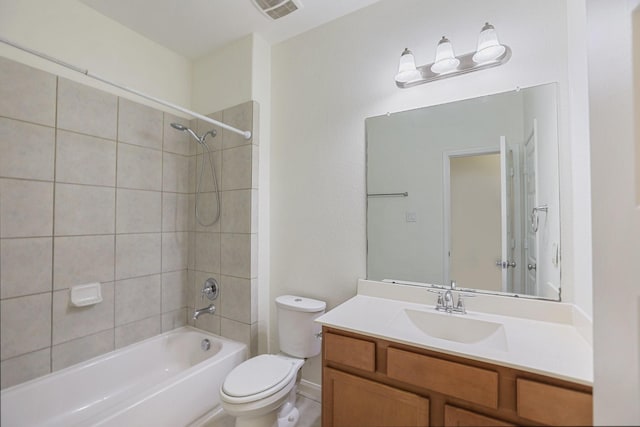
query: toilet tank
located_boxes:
[275,295,326,358]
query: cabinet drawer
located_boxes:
[444,405,515,427]
[387,347,499,408]
[516,378,592,426]
[324,332,375,372]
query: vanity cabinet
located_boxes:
[322,327,592,427]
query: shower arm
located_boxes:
[0,36,252,140]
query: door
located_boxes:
[499,137,518,292]
[323,368,430,427]
[523,122,538,295]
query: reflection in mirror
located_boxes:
[366,83,560,300]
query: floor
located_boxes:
[210,394,321,427]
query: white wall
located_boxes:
[271,0,580,385]
[566,0,593,319]
[588,0,640,424]
[192,35,253,114]
[0,0,192,112]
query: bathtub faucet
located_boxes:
[193,304,216,320]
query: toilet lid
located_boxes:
[222,355,295,398]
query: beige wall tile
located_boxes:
[1,237,52,299]
[52,283,114,345]
[0,179,53,238]
[57,78,117,139]
[162,270,187,312]
[51,329,114,371]
[251,144,259,189]
[53,235,114,290]
[0,348,51,389]
[116,189,162,233]
[192,150,222,194]
[194,191,221,233]
[163,114,192,155]
[54,184,115,236]
[162,232,188,272]
[0,57,56,127]
[118,98,163,150]
[220,318,252,352]
[161,308,187,332]
[115,274,161,326]
[221,190,255,233]
[222,101,254,148]
[0,117,55,181]
[162,192,190,232]
[115,233,161,280]
[163,152,190,193]
[117,143,162,191]
[195,232,221,273]
[115,316,161,349]
[1,293,51,359]
[221,145,252,190]
[219,275,254,324]
[56,130,116,186]
[194,313,220,335]
[221,233,257,279]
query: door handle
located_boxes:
[527,264,537,271]
[496,261,516,269]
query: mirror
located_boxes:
[366,83,560,300]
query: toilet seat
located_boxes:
[221,355,300,405]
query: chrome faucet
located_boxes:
[193,304,215,320]
[435,281,467,314]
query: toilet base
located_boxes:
[233,387,300,427]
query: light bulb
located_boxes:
[395,48,422,83]
[472,22,506,64]
[430,37,460,74]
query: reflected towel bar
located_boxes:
[367,192,408,197]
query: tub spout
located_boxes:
[193,304,215,320]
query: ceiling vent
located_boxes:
[252,0,303,20]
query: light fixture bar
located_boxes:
[396,46,511,89]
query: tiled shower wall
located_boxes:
[186,105,259,356]
[0,56,259,389]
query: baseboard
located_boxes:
[298,379,321,402]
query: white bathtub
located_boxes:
[0,326,247,427]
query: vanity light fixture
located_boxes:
[395,22,511,88]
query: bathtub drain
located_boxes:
[201,339,211,351]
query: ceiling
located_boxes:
[80,0,383,59]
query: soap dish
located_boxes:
[70,283,103,307]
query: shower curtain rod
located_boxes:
[0,36,252,140]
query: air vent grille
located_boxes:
[252,0,302,20]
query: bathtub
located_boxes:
[0,326,247,427]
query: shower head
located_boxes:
[170,122,206,143]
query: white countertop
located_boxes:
[316,280,593,386]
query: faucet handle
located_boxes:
[450,280,456,290]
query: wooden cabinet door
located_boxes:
[323,368,430,427]
[444,405,514,427]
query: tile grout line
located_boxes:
[49,75,61,373]
[113,96,119,350]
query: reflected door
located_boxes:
[524,122,538,294]
[499,137,523,293]
[448,151,501,291]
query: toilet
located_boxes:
[220,295,326,427]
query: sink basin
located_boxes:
[400,309,508,351]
